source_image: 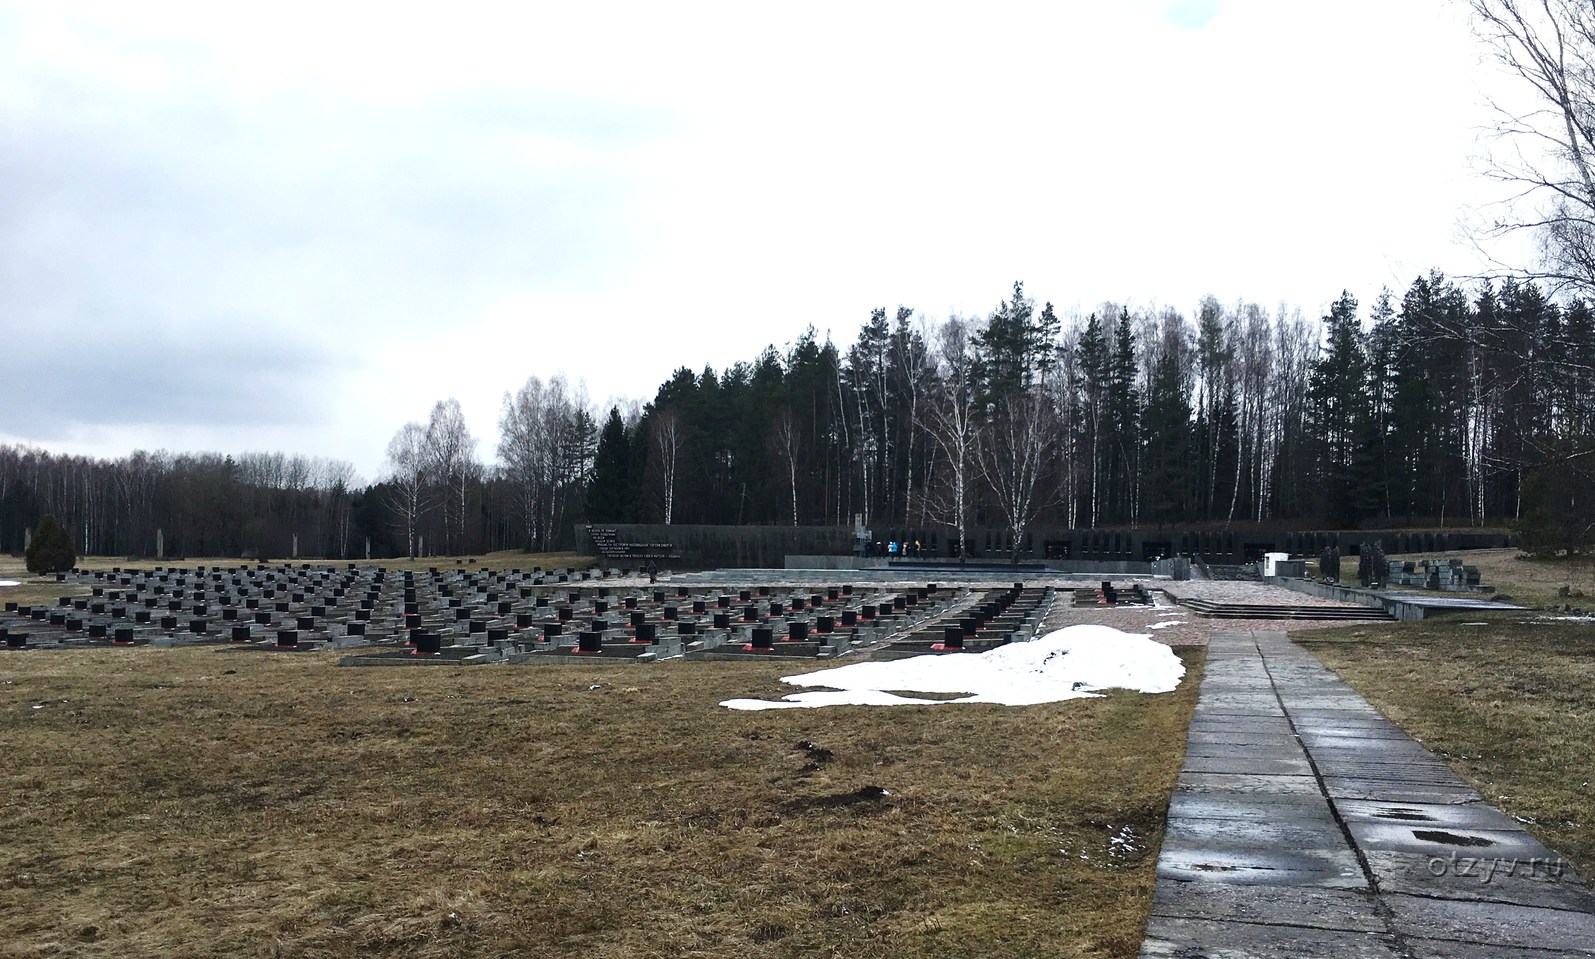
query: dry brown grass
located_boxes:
[1304,546,1595,609]
[0,642,1203,958]
[1372,547,1595,610]
[1297,619,1595,876]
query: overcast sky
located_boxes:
[0,0,1531,482]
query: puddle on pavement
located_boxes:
[1377,808,1437,822]
[1412,829,1494,847]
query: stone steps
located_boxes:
[1175,598,1393,621]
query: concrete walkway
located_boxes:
[1140,630,1595,958]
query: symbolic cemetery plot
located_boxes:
[0,564,1070,665]
[0,563,616,656]
[2,556,1457,661]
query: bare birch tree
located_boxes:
[424,398,477,554]
[1469,0,1595,295]
[498,378,545,550]
[974,389,1055,564]
[921,316,981,561]
[771,408,800,526]
[320,458,358,558]
[385,421,431,558]
[890,312,932,526]
[1235,303,1277,522]
[1053,326,1083,529]
[650,407,683,525]
[1267,306,1320,520]
[497,375,591,551]
[845,310,890,524]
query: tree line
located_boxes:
[582,273,1595,557]
[0,447,360,559]
[5,271,1594,561]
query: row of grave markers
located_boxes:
[1,563,621,651]
[2,563,967,663]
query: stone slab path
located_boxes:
[1141,630,1595,958]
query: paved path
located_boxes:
[1141,630,1595,958]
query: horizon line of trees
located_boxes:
[5,270,1594,561]
[578,272,1595,558]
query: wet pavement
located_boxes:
[1141,630,1595,957]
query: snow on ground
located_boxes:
[721,624,1185,711]
[0,580,18,587]
[1148,620,1185,630]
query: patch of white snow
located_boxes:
[721,688,948,710]
[720,624,1184,711]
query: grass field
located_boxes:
[9,544,1591,954]
[1314,545,1595,610]
[1392,547,1595,610]
[0,641,1204,958]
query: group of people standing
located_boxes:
[863,539,924,558]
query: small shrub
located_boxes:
[25,514,77,574]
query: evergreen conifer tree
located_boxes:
[1306,292,1372,526]
[586,408,637,522]
[1142,349,1193,524]
[25,514,76,574]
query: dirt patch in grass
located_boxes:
[0,644,1203,958]
[1296,620,1595,875]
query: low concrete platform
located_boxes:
[1140,630,1595,958]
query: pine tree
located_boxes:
[1076,313,1111,526]
[970,281,1062,561]
[585,407,636,523]
[1364,290,1400,520]
[1306,291,1372,527]
[1141,349,1193,525]
[1388,273,1472,522]
[1519,438,1595,556]
[973,281,1059,405]
[1107,309,1141,523]
[1564,299,1595,436]
[1194,297,1233,520]
[26,514,76,574]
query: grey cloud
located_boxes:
[0,18,671,283]
[0,79,656,316]
[0,38,672,447]
[7,320,337,434]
